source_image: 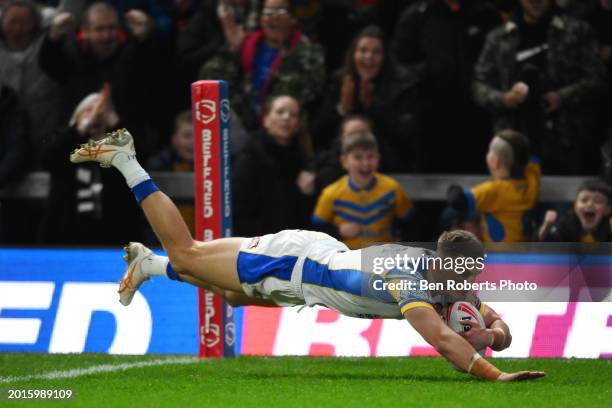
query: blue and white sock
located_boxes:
[111,152,149,188]
[111,153,158,203]
[140,254,181,280]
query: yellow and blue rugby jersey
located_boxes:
[312,174,414,249]
[378,259,435,315]
[466,159,541,242]
[300,243,436,318]
[237,231,487,319]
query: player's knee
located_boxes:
[166,245,197,276]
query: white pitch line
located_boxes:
[0,356,200,384]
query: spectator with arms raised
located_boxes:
[39,2,160,161]
[446,129,540,243]
[199,0,325,130]
[176,0,260,108]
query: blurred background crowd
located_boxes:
[0,0,610,246]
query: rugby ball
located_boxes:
[446,301,486,357]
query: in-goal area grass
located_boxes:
[1,354,610,407]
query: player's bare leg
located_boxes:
[138,191,244,291]
[70,128,244,305]
[222,291,278,307]
[177,273,277,307]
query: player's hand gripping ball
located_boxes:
[445,301,487,357]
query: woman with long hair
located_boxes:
[312,24,423,172]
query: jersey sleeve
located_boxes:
[312,186,335,225]
[382,269,434,314]
[394,184,414,221]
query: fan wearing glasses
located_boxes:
[198,0,325,131]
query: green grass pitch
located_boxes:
[1,354,610,407]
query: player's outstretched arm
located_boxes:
[404,306,545,381]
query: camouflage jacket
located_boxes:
[198,29,325,130]
[473,15,608,147]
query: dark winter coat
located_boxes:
[232,130,313,236]
[0,86,30,189]
[473,14,608,170]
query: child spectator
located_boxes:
[447,129,540,243]
[539,180,612,242]
[314,114,373,194]
[147,110,195,234]
[148,111,194,173]
[312,131,414,249]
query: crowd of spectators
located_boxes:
[0,0,610,245]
